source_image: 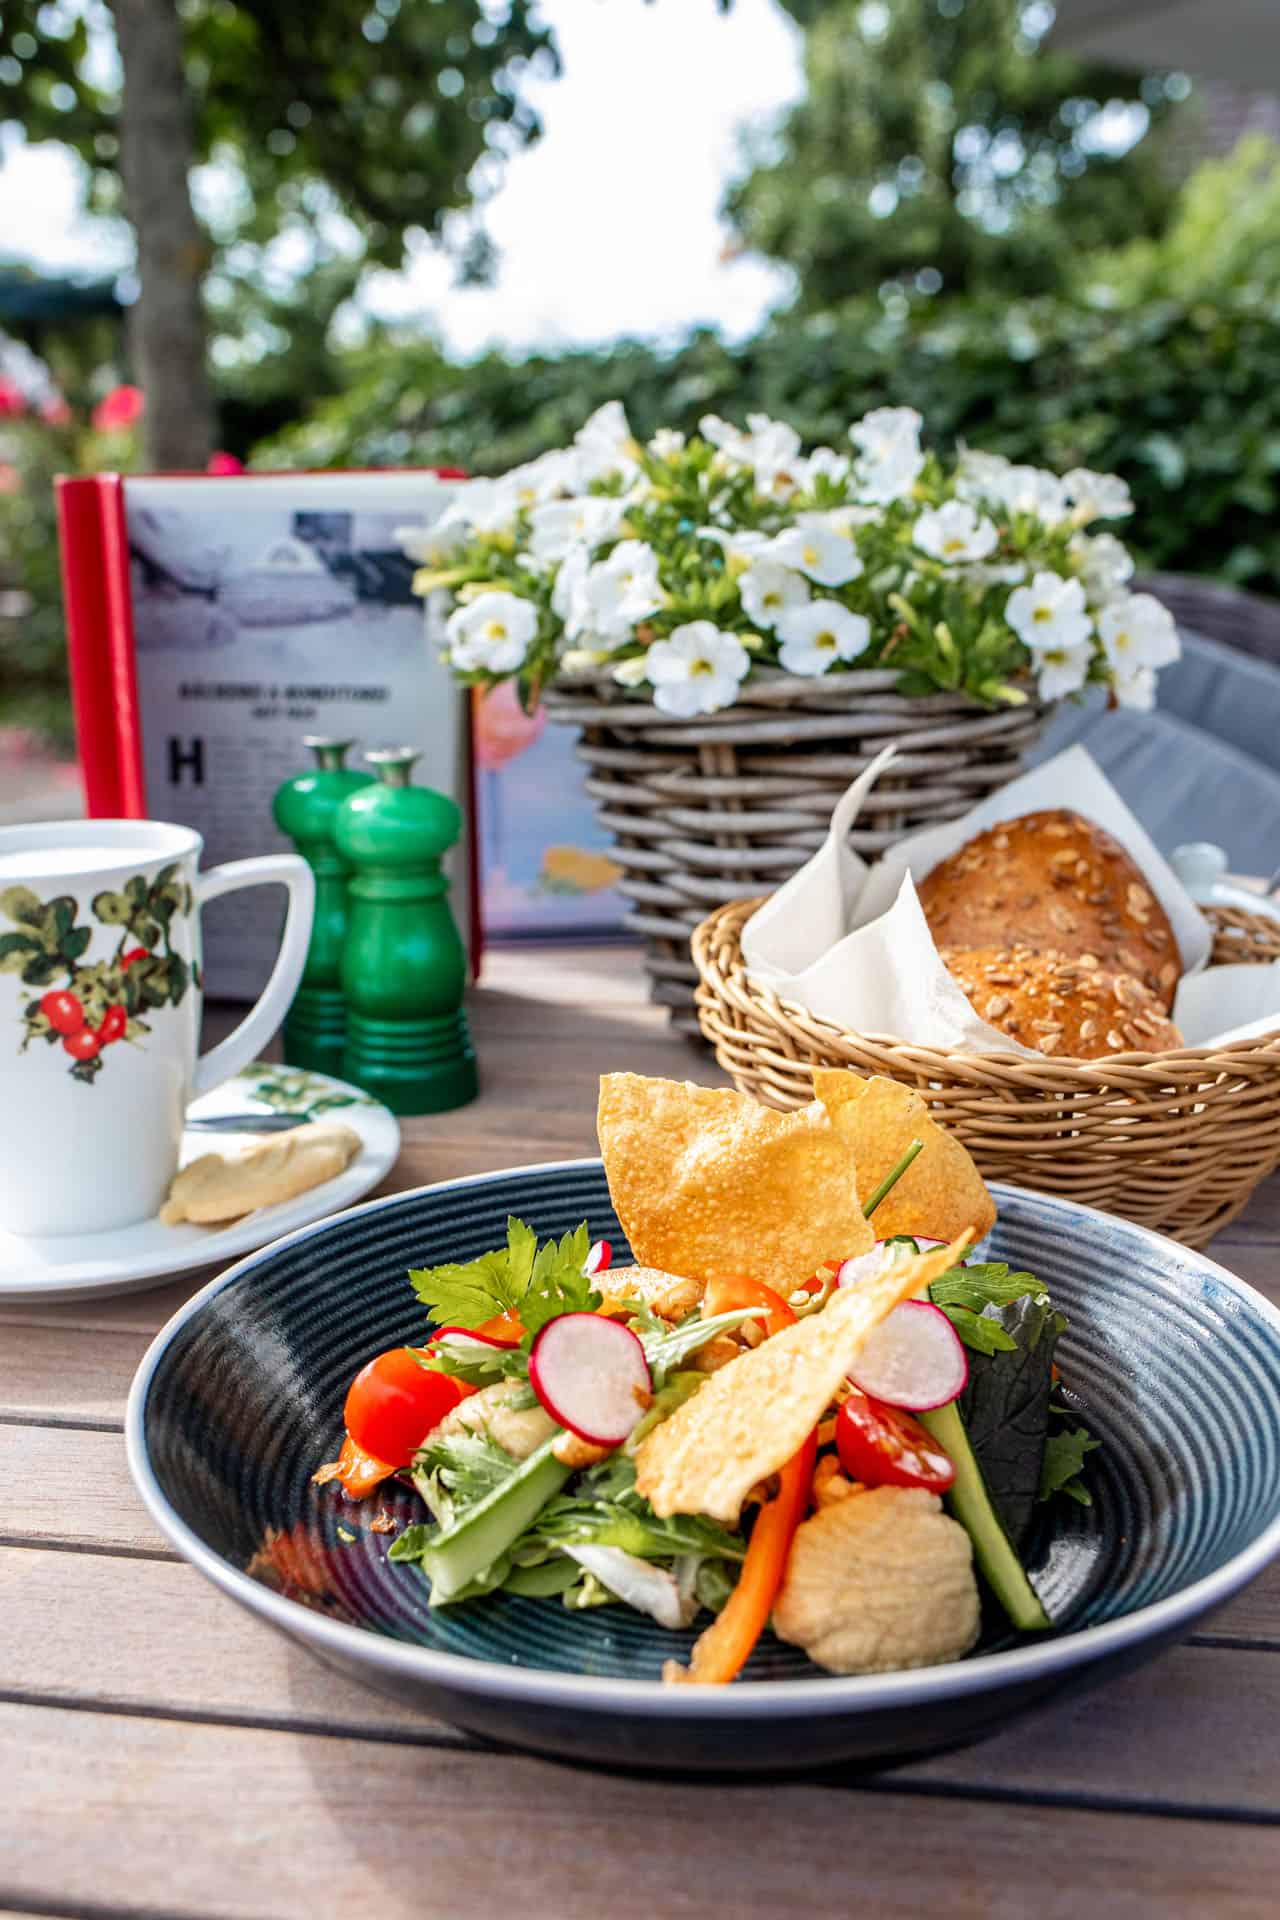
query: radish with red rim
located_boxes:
[836,1237,952,1291]
[529,1312,652,1445]
[847,1300,968,1410]
[584,1239,613,1279]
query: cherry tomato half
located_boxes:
[704,1275,796,1338]
[835,1386,955,1494]
[343,1347,471,1468]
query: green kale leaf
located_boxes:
[957,1292,1065,1553]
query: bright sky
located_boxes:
[0,0,805,357]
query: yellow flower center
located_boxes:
[484,621,507,642]
[816,631,837,651]
[1033,605,1053,623]
[943,537,965,555]
[691,657,714,678]
[803,544,820,566]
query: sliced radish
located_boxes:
[528,1312,652,1446]
[430,1325,520,1359]
[847,1300,968,1410]
[584,1238,613,1278]
[836,1236,951,1290]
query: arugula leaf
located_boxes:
[411,1428,523,1529]
[388,1523,432,1564]
[420,1339,530,1389]
[529,1454,746,1564]
[1040,1423,1100,1509]
[642,1307,756,1385]
[408,1216,600,1338]
[934,1305,1018,1355]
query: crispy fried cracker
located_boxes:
[634,1234,971,1523]
[813,1070,996,1243]
[597,1074,873,1293]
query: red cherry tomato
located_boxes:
[120,947,150,970]
[40,989,85,1034]
[97,1005,128,1045]
[343,1346,471,1468]
[62,1027,102,1061]
[835,1385,955,1494]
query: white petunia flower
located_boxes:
[1064,468,1134,525]
[648,428,686,460]
[996,464,1070,526]
[1006,571,1093,653]
[446,591,538,674]
[699,412,804,498]
[1072,531,1134,605]
[1112,665,1157,711]
[912,500,999,564]
[573,401,640,485]
[849,406,924,504]
[954,448,1012,505]
[528,496,627,563]
[1095,593,1181,675]
[775,600,871,677]
[798,505,878,538]
[739,559,810,629]
[760,524,863,587]
[1034,640,1094,701]
[645,621,751,717]
[397,517,467,567]
[800,445,852,489]
[582,539,664,641]
[697,525,770,565]
[612,654,651,688]
[433,477,516,537]
[552,544,592,641]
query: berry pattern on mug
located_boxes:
[0,865,199,1085]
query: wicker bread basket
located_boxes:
[693,896,1280,1248]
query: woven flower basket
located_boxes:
[543,666,1049,1037]
[692,895,1280,1248]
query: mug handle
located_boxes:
[191,854,316,1099]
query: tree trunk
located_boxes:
[110,0,215,469]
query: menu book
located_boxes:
[56,468,477,1001]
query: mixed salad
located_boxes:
[312,1070,1096,1684]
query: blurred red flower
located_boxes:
[0,379,26,419]
[0,464,21,495]
[207,450,244,475]
[92,384,144,433]
[39,394,73,427]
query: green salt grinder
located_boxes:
[271,736,374,1077]
[334,746,478,1115]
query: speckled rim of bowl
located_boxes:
[126,1165,1280,1720]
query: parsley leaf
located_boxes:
[1039,1423,1100,1508]
[408,1216,600,1337]
[930,1263,1047,1355]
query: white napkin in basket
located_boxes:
[742,744,1277,1054]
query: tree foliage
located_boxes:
[258,139,1280,600]
[724,0,1190,305]
[0,0,559,308]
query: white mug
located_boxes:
[0,820,315,1237]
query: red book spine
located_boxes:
[55,473,146,817]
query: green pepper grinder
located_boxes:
[334,746,478,1115]
[271,737,374,1077]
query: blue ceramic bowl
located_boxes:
[127,1166,1280,1773]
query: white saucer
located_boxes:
[0,1063,400,1303]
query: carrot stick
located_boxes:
[668,1426,818,1686]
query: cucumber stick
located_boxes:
[420,1436,571,1603]
[920,1399,1051,1632]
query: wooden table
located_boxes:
[4,944,1280,1918]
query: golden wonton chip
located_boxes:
[813,1070,996,1244]
[597,1074,873,1294]
[635,1234,972,1523]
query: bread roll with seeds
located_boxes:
[939,946,1183,1059]
[917,808,1180,1010]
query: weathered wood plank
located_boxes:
[0,1323,149,1426]
[5,1541,1280,1819]
[4,1703,1279,1920]
[1,1427,170,1557]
